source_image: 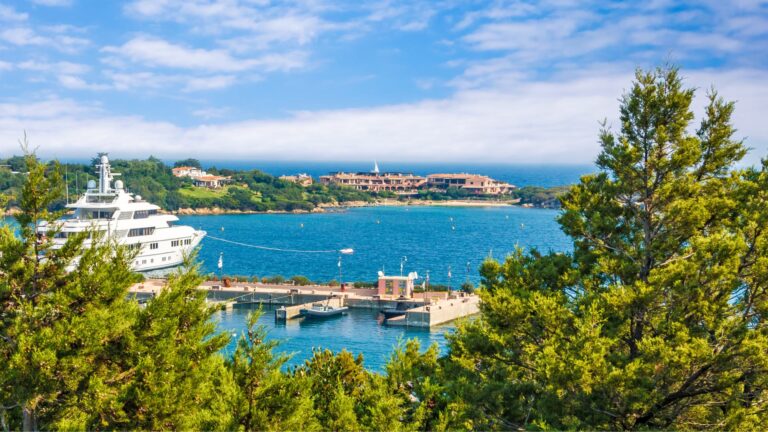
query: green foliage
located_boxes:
[290,275,313,286]
[510,185,571,208]
[1,156,374,213]
[459,282,475,294]
[173,158,202,168]
[443,66,768,429]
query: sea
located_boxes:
[10,161,595,370]
[187,205,573,370]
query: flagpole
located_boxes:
[218,252,223,282]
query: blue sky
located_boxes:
[0,0,767,163]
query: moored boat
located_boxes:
[38,153,206,272]
[300,303,349,318]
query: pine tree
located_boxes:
[0,145,236,430]
[444,66,768,429]
[0,147,140,430]
[228,310,319,431]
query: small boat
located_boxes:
[339,248,354,254]
[380,301,410,318]
[300,303,349,318]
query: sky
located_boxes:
[0,0,767,164]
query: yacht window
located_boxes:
[183,239,191,245]
[134,210,158,219]
[128,227,155,237]
[83,210,114,219]
[54,232,69,239]
[118,211,133,220]
[171,240,180,247]
[127,244,140,250]
[150,243,158,250]
[86,195,116,204]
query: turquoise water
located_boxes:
[5,205,572,370]
[181,206,571,286]
[215,304,451,371]
[194,205,571,370]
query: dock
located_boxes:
[385,295,480,327]
[129,279,479,327]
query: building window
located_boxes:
[385,280,393,294]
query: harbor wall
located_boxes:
[129,279,480,326]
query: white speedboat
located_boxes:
[38,153,206,272]
[300,302,349,318]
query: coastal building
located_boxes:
[427,173,514,195]
[172,166,203,177]
[319,161,425,195]
[320,172,426,194]
[172,166,231,189]
[192,175,230,188]
[377,272,418,298]
[279,173,313,187]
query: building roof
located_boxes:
[195,175,228,181]
[323,172,425,180]
[427,173,490,180]
[172,166,199,171]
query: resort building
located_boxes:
[319,172,426,194]
[172,166,203,177]
[172,166,230,189]
[427,173,514,195]
[377,272,418,298]
[279,173,314,187]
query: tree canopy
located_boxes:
[3,65,767,431]
[441,66,768,430]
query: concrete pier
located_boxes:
[385,295,480,327]
[129,279,479,327]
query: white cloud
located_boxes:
[58,75,111,91]
[0,27,89,53]
[0,98,96,119]
[102,36,307,72]
[0,5,28,22]
[0,61,12,71]
[192,107,230,119]
[1,68,765,165]
[183,74,236,91]
[18,60,90,75]
[30,0,74,6]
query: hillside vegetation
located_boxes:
[0,156,373,212]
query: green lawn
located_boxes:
[178,186,230,199]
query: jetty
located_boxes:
[129,279,479,327]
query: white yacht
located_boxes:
[39,154,206,272]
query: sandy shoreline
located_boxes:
[2,200,524,218]
[172,199,520,215]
